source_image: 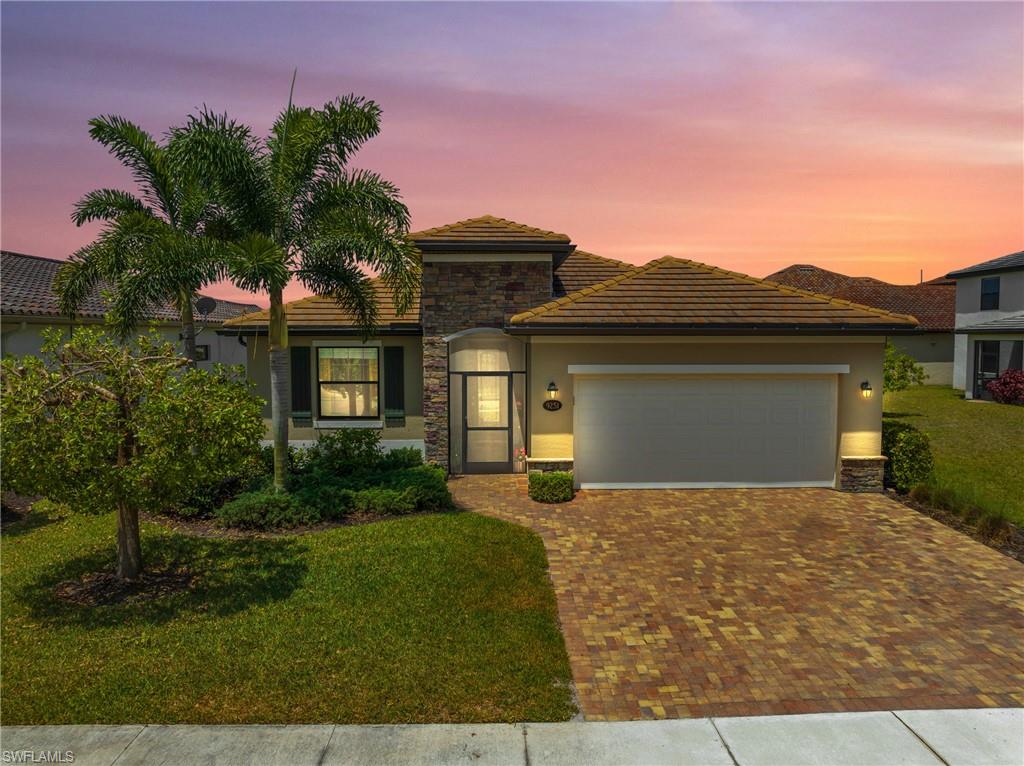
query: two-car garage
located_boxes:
[570,365,844,489]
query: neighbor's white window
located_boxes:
[317,347,379,418]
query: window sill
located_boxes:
[314,420,384,430]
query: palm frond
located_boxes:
[224,233,290,294]
[296,254,379,339]
[71,189,150,226]
[318,95,382,172]
[168,109,275,237]
[300,169,411,235]
[54,245,107,318]
[87,116,177,222]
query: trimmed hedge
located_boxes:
[881,419,934,492]
[528,471,574,503]
[215,491,320,530]
[214,431,453,530]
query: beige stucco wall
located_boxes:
[2,316,248,370]
[527,336,885,470]
[245,334,424,443]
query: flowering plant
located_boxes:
[515,448,527,460]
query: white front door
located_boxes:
[573,376,837,488]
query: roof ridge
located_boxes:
[408,214,569,241]
[673,256,919,325]
[571,249,632,269]
[511,256,673,324]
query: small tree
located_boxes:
[0,329,264,580]
[883,343,927,393]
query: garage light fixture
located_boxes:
[546,381,560,400]
[860,381,873,399]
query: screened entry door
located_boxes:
[462,373,512,473]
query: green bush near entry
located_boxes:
[881,419,934,492]
[528,472,574,504]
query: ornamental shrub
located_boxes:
[528,471,575,503]
[379,446,425,470]
[305,429,385,475]
[986,369,1024,405]
[881,419,934,492]
[214,491,320,530]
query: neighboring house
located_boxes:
[1,251,259,368]
[766,264,955,385]
[222,215,918,492]
[946,251,1024,399]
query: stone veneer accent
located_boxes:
[526,459,574,473]
[839,456,887,492]
[421,260,553,470]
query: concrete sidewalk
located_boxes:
[1,709,1020,766]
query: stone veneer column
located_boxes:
[839,456,887,492]
[420,260,553,471]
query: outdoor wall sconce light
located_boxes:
[860,381,873,399]
[543,381,563,411]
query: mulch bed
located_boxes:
[886,489,1024,564]
[54,567,194,607]
[1,492,36,526]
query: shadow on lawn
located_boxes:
[17,533,309,627]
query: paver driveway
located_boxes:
[451,476,1024,721]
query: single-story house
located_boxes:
[766,264,955,385]
[1,250,259,367]
[946,251,1024,399]
[221,216,919,491]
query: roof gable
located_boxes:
[511,256,918,330]
[409,215,570,244]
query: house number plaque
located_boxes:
[542,400,563,412]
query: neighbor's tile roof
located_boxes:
[765,264,881,294]
[956,312,1024,334]
[553,250,631,296]
[1,251,259,323]
[767,264,953,332]
[946,251,1024,279]
[223,279,421,330]
[408,215,570,243]
[510,257,919,330]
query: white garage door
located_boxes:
[573,376,837,488]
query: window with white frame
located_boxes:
[317,347,379,418]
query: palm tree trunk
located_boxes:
[179,290,198,364]
[268,288,291,491]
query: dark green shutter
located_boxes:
[383,346,405,414]
[290,346,312,416]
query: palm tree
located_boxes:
[55,116,224,362]
[168,88,419,491]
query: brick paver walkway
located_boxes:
[451,476,1024,721]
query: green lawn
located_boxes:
[0,506,575,724]
[884,385,1024,525]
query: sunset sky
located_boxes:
[2,1,1022,306]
